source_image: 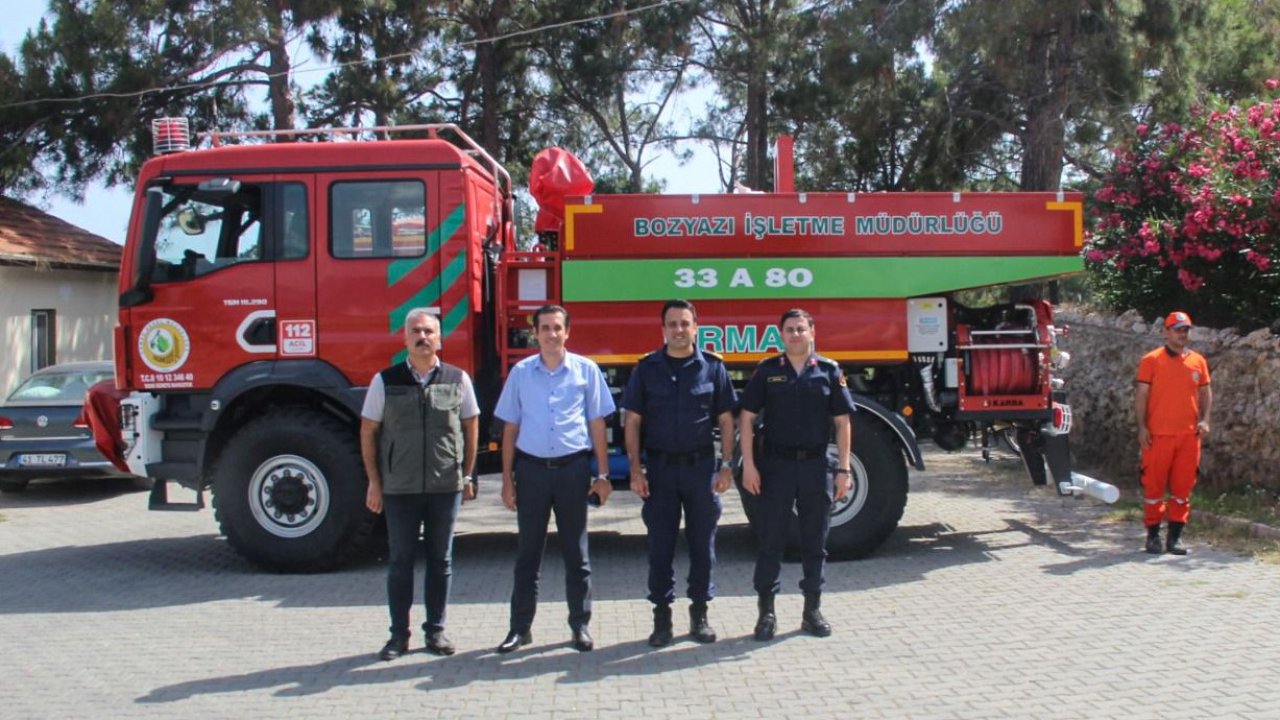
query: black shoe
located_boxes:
[426,630,456,656]
[754,594,777,641]
[802,594,832,637]
[801,608,833,637]
[1166,522,1188,555]
[649,605,674,648]
[497,630,531,653]
[1145,525,1163,554]
[689,601,717,644]
[378,636,409,661]
[754,613,777,641]
[572,626,594,652]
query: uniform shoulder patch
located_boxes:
[838,375,847,387]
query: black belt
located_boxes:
[516,449,590,469]
[646,447,714,466]
[763,444,827,461]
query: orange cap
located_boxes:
[1164,311,1192,329]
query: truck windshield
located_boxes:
[144,183,264,283]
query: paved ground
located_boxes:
[1,449,1277,720]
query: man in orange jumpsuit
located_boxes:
[1135,311,1212,555]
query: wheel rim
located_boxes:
[828,444,869,528]
[247,454,330,538]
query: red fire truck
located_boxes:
[99,120,1114,572]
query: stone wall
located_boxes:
[1055,306,1280,491]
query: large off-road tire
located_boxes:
[825,412,909,559]
[734,412,909,560]
[212,408,374,572]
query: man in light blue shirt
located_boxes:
[494,304,615,653]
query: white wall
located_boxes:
[0,265,118,398]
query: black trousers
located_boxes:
[383,491,462,639]
[642,453,722,605]
[752,454,832,596]
[509,454,592,632]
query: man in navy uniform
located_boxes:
[622,299,737,647]
[739,308,854,640]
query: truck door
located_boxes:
[314,173,442,386]
[124,178,279,392]
[271,177,318,361]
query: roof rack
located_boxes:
[204,123,512,202]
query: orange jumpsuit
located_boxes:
[1137,347,1210,526]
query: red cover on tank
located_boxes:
[530,148,594,233]
[84,379,130,473]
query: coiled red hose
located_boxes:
[968,342,1038,395]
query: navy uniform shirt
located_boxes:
[622,347,736,453]
[740,353,855,449]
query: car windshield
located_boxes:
[7,369,112,402]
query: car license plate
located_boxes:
[17,454,67,467]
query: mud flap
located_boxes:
[1041,432,1074,496]
[1016,428,1048,486]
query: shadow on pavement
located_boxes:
[0,518,1055,614]
[0,475,147,509]
[136,629,800,703]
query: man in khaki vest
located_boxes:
[361,308,479,660]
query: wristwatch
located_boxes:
[594,474,610,483]
[718,458,734,471]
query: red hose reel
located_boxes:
[967,341,1039,395]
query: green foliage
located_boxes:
[2,0,1279,210]
[1085,86,1280,330]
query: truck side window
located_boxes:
[330,180,427,259]
[148,182,265,282]
[280,183,308,260]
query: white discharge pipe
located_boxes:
[1060,472,1120,504]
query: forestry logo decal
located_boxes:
[138,318,191,372]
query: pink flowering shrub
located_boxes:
[1085,84,1280,330]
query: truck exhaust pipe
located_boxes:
[1059,472,1120,504]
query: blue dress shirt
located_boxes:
[494,351,616,458]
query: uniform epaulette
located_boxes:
[815,355,840,368]
[640,350,660,361]
[703,349,724,362]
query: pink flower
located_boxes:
[1178,268,1205,292]
[1266,78,1279,90]
[1245,250,1272,271]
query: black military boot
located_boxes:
[753,593,777,641]
[801,594,832,637]
[1166,521,1188,555]
[1145,524,1162,554]
[648,604,674,647]
[689,600,717,644]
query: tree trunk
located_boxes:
[267,0,296,132]
[1018,11,1077,191]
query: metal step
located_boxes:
[148,480,205,512]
